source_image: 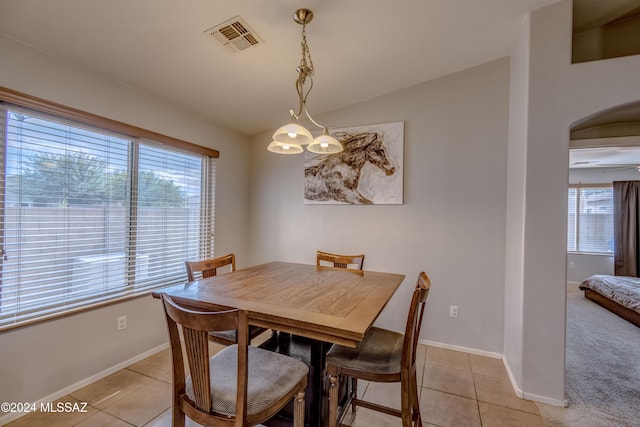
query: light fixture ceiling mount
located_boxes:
[293,8,313,26]
[268,8,343,155]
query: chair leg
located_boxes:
[400,377,413,427]
[293,389,306,427]
[328,372,339,427]
[401,401,413,426]
[351,377,358,412]
[172,406,185,427]
[410,372,422,426]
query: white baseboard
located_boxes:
[0,342,169,426]
[502,356,524,398]
[501,356,567,407]
[420,339,502,359]
[523,390,568,407]
[422,339,568,407]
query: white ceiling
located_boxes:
[0,0,637,137]
[0,0,564,136]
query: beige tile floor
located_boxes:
[6,339,550,427]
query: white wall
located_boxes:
[505,0,640,404]
[504,11,531,392]
[567,253,613,282]
[0,34,251,409]
[249,58,510,354]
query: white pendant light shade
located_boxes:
[267,140,304,154]
[272,123,313,146]
[307,133,343,154]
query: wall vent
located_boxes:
[204,16,263,54]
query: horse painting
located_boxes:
[304,124,402,204]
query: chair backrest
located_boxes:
[316,250,365,270]
[161,293,250,423]
[402,272,431,375]
[185,253,236,282]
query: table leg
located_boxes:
[260,332,350,427]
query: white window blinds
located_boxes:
[0,105,215,330]
[567,185,613,254]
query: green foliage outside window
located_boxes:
[8,152,186,207]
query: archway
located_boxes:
[562,100,640,424]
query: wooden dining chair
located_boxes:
[316,250,365,401]
[184,253,268,346]
[161,294,308,427]
[316,250,365,270]
[185,253,237,282]
[326,272,431,427]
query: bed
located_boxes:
[579,275,640,327]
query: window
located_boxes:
[0,97,217,330]
[567,184,613,254]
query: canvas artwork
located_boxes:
[304,122,404,205]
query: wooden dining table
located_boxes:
[153,261,405,427]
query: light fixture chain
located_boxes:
[300,24,314,78]
[296,22,315,117]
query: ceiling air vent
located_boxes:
[204,16,263,54]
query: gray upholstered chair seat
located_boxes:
[186,345,309,416]
[208,329,237,342]
[326,327,403,375]
[208,325,264,343]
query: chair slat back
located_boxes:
[182,327,213,411]
[316,250,365,270]
[185,253,236,282]
[161,294,249,419]
[402,272,431,373]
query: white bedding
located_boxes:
[579,275,640,314]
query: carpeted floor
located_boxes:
[537,286,640,426]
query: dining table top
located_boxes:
[153,261,405,347]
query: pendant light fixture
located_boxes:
[268,8,343,155]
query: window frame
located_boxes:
[0,86,218,331]
[0,86,219,159]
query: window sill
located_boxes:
[567,251,614,257]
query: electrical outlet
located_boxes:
[449,305,459,318]
[569,262,575,268]
[117,315,127,331]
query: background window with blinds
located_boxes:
[0,106,215,329]
[567,185,613,254]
